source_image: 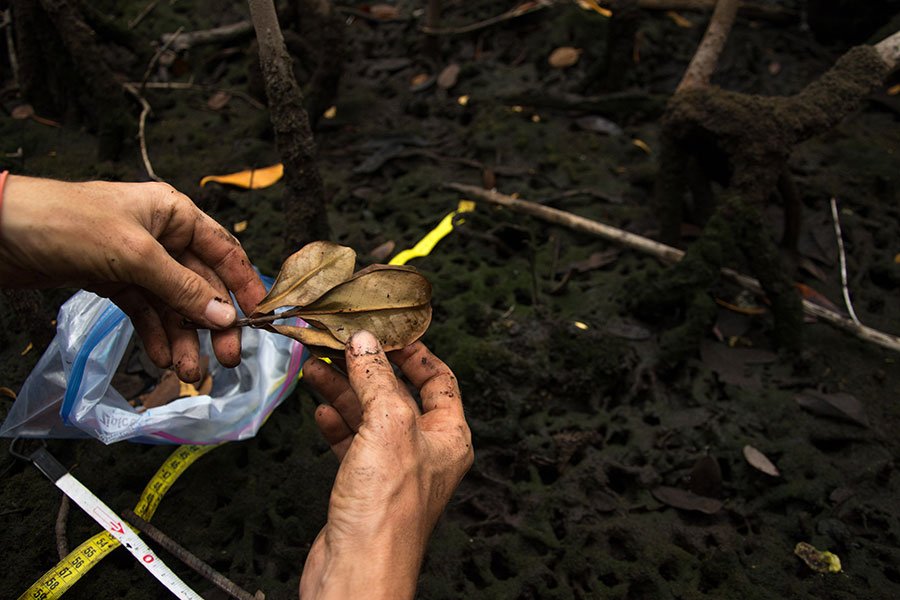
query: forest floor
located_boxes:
[1,1,900,598]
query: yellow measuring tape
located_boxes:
[22,197,477,599]
[21,444,218,599]
[390,200,475,265]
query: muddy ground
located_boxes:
[2,1,900,598]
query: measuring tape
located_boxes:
[19,444,217,600]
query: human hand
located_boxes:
[0,175,266,382]
[299,331,474,600]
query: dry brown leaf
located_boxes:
[437,63,461,89]
[11,104,35,120]
[742,445,780,477]
[795,390,869,428]
[207,90,231,110]
[233,220,248,233]
[0,386,17,400]
[651,486,723,514]
[254,242,357,316]
[369,240,396,262]
[272,324,345,350]
[548,47,582,69]
[296,264,432,351]
[369,3,400,19]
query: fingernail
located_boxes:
[205,298,236,328]
[349,330,378,354]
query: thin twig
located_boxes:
[830,197,860,325]
[122,510,263,600]
[55,495,70,560]
[132,81,266,110]
[140,26,184,94]
[122,83,164,182]
[128,0,161,29]
[420,0,553,35]
[446,182,900,354]
[161,20,254,52]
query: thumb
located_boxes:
[130,238,236,328]
[345,331,408,422]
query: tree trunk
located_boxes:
[248,0,330,254]
[37,0,131,160]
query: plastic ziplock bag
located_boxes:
[0,285,305,445]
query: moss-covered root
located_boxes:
[659,291,717,368]
[724,197,803,352]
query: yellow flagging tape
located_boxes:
[389,200,476,266]
[21,444,219,600]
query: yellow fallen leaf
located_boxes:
[531,114,541,123]
[666,10,693,28]
[21,342,33,356]
[233,220,248,233]
[887,84,900,96]
[457,95,470,106]
[510,105,524,113]
[794,542,841,574]
[200,163,284,189]
[323,106,337,119]
[573,321,589,330]
[632,138,652,154]
[576,0,612,17]
[178,380,200,398]
[894,253,900,264]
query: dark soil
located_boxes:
[2,1,900,598]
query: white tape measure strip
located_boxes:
[31,447,203,600]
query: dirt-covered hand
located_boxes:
[0,175,266,381]
[300,331,474,600]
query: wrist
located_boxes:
[302,521,425,600]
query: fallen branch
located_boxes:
[420,0,552,35]
[445,182,900,354]
[122,83,164,182]
[676,0,739,93]
[140,26,183,94]
[128,0,161,29]
[161,20,254,52]
[122,509,263,600]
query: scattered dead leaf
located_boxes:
[207,90,231,111]
[797,256,828,282]
[0,387,16,400]
[437,63,461,89]
[548,46,582,69]
[323,106,337,119]
[369,240,396,262]
[233,220,248,233]
[575,0,612,17]
[604,319,651,341]
[794,542,842,573]
[482,168,496,190]
[768,61,781,75]
[715,298,767,316]
[665,10,693,28]
[632,138,651,154]
[200,164,284,189]
[559,249,620,275]
[887,83,900,96]
[20,342,33,356]
[410,73,431,88]
[368,3,400,19]
[11,104,34,120]
[742,445,780,477]
[688,455,722,498]
[795,390,869,428]
[794,283,841,312]
[575,115,623,136]
[651,486,723,514]
[457,95,470,106]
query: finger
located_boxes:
[125,234,238,329]
[105,286,172,369]
[303,358,363,431]
[345,331,410,424]
[159,299,202,384]
[179,201,266,316]
[390,342,463,417]
[314,404,353,460]
[179,251,241,368]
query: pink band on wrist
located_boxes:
[0,170,8,233]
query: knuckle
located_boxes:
[174,273,206,302]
